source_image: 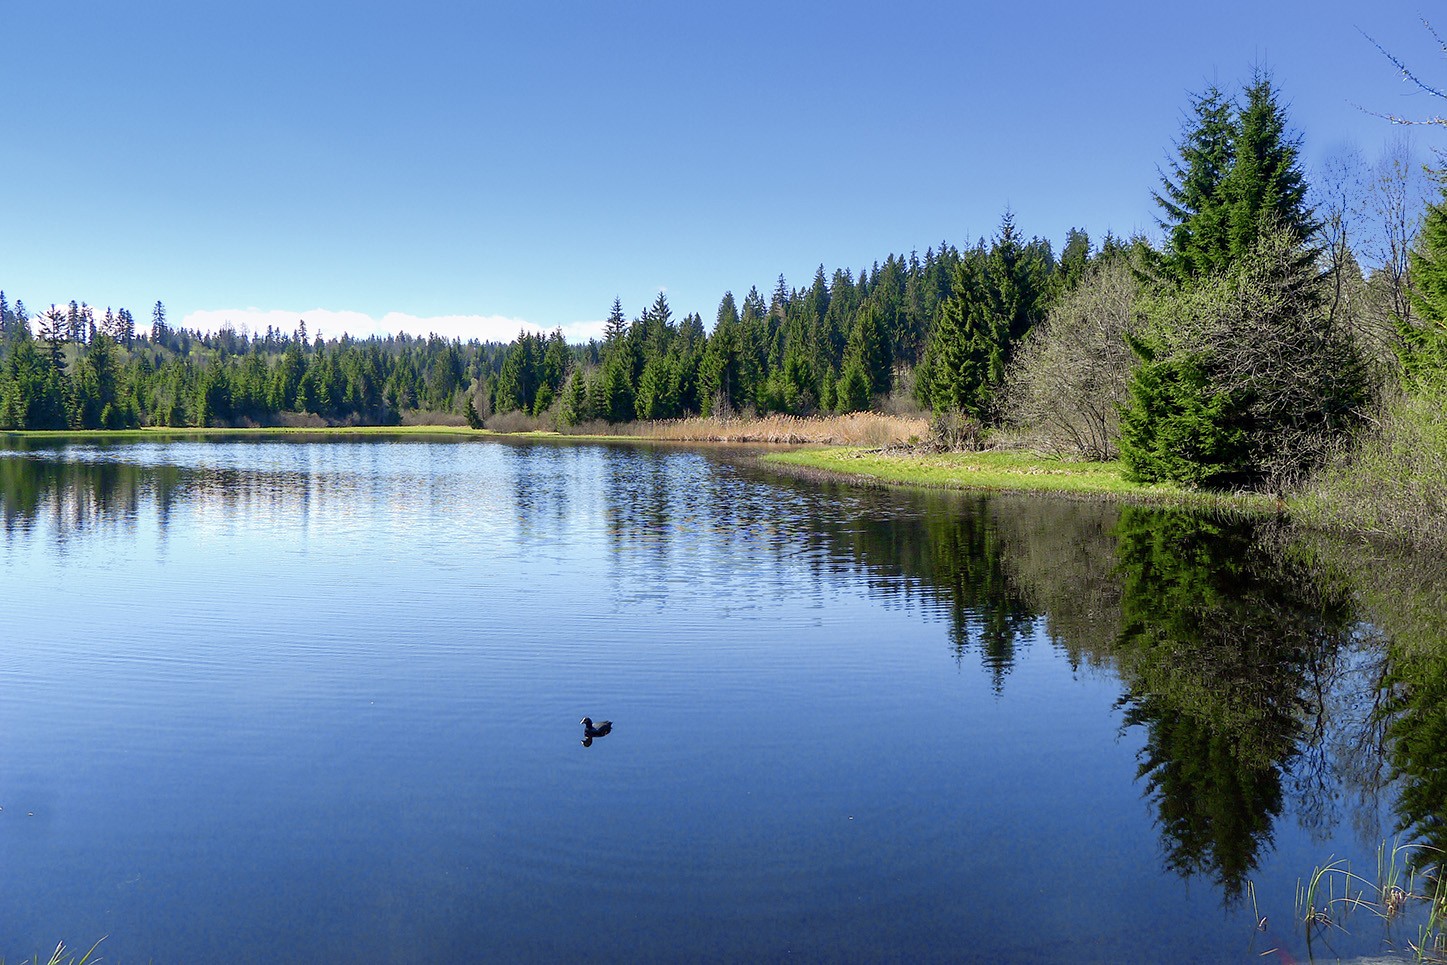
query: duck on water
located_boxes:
[581,717,612,747]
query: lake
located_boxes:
[1,436,1443,963]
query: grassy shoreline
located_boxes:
[759,446,1282,515]
[1,422,1282,515]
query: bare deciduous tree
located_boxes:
[1313,139,1428,377]
[1002,258,1140,460]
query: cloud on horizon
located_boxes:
[177,308,606,344]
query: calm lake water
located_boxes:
[1,436,1444,963]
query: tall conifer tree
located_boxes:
[1154,86,1237,282]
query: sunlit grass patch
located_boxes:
[762,446,1278,513]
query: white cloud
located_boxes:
[177,307,606,344]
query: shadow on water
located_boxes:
[7,436,1447,922]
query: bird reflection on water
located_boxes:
[580,717,612,747]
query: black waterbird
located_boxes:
[580,717,612,746]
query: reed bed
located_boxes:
[561,412,929,446]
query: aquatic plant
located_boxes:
[1293,840,1447,960]
[1,937,106,965]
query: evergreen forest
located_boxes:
[5,59,1447,503]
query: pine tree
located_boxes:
[1403,193,1447,380]
[923,261,997,417]
[602,297,627,346]
[844,299,892,397]
[700,292,741,415]
[1223,72,1316,262]
[559,366,590,425]
[152,301,169,346]
[596,354,634,423]
[1154,86,1237,282]
[1057,228,1091,292]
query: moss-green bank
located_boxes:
[762,447,1279,514]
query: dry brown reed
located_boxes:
[561,412,929,446]
[480,409,546,433]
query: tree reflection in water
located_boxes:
[794,485,1400,902]
[1324,542,1447,861]
[1108,510,1359,897]
[9,437,1447,908]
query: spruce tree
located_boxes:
[560,367,590,425]
[700,292,741,414]
[924,261,997,418]
[1223,72,1316,261]
[1125,73,1342,488]
[39,307,67,372]
[597,354,634,423]
[1402,194,1447,381]
[835,360,871,413]
[602,298,627,346]
[151,301,169,346]
[985,212,1053,366]
[1154,85,1237,282]
[1121,227,1365,489]
[1057,228,1091,292]
[844,299,893,397]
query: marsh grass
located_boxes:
[1292,841,1447,961]
[560,412,928,446]
[482,409,549,433]
[1,937,106,965]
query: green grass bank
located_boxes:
[1,423,1282,516]
[761,446,1280,515]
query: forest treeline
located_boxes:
[0,224,1089,433]
[4,47,1447,514]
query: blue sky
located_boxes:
[2,1,1443,342]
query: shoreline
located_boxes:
[756,446,1281,516]
[2,423,1282,516]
